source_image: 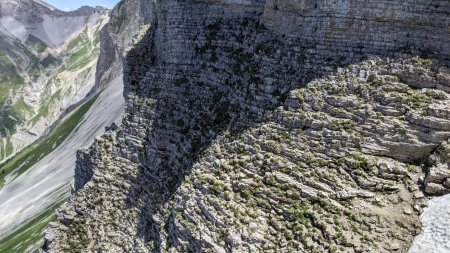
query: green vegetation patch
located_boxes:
[0,140,3,161]
[40,54,60,68]
[0,52,23,105]
[0,199,65,253]
[25,34,48,54]
[0,98,34,139]
[0,93,100,186]
[64,26,100,72]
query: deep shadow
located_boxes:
[121,2,449,251]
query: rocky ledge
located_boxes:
[45,56,450,252]
[44,0,450,252]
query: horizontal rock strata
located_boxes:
[45,0,450,252]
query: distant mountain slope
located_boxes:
[31,0,57,11]
[0,0,109,163]
[0,1,128,251]
[0,0,108,47]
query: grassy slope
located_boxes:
[0,21,103,161]
[0,93,100,186]
[0,199,65,253]
[29,25,101,127]
[0,16,106,252]
[0,51,26,150]
[0,36,41,143]
[0,53,22,105]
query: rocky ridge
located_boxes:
[45,0,450,252]
[94,0,153,89]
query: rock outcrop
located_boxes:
[424,140,450,195]
[45,0,450,252]
[94,0,153,88]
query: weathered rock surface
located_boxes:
[94,0,153,88]
[424,140,450,195]
[45,0,450,252]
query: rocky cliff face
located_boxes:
[45,0,450,252]
[263,0,448,60]
[0,0,109,163]
[95,0,153,88]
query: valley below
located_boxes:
[0,75,124,252]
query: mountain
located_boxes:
[0,1,126,252]
[44,0,450,253]
[0,0,109,163]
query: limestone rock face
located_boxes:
[263,0,449,61]
[424,140,450,195]
[95,0,154,88]
[45,0,450,252]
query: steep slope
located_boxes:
[0,0,151,250]
[0,75,124,253]
[45,0,450,252]
[94,0,153,88]
[0,0,109,165]
[0,0,121,251]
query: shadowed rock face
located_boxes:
[94,0,154,89]
[45,0,450,252]
[424,141,450,195]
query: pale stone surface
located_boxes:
[409,194,450,253]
